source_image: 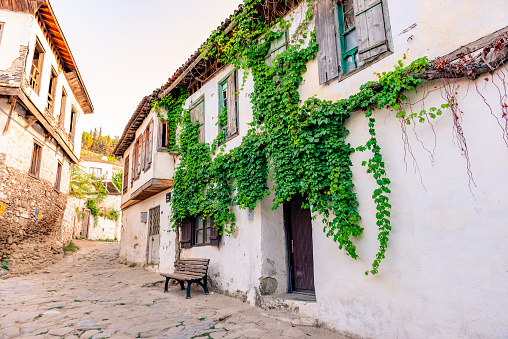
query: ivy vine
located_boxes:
[155,1,458,274]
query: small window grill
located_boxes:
[148,206,160,236]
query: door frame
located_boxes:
[283,197,315,294]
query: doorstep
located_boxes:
[258,291,319,321]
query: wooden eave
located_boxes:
[35,1,93,114]
[114,0,301,157]
[120,178,173,210]
[0,0,44,14]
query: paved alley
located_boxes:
[0,241,343,338]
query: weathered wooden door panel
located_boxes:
[149,234,160,265]
[81,210,90,239]
[286,198,315,292]
[147,206,161,265]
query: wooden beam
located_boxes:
[158,22,237,99]
[24,116,37,130]
[2,96,17,135]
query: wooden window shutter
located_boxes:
[209,217,220,247]
[123,155,129,193]
[353,0,388,61]
[226,72,238,137]
[180,219,193,248]
[131,147,135,186]
[316,0,340,84]
[136,138,142,177]
[190,103,205,143]
[141,132,146,171]
[147,120,153,165]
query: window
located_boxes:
[89,167,102,176]
[265,31,287,67]
[218,71,238,140]
[29,142,42,177]
[315,0,391,83]
[69,107,77,142]
[55,162,62,191]
[189,97,205,143]
[29,39,45,94]
[180,216,220,248]
[0,22,5,47]
[144,120,153,171]
[47,68,57,114]
[141,120,153,172]
[59,88,67,128]
[123,155,129,193]
[195,215,212,245]
[159,120,170,150]
[132,136,142,185]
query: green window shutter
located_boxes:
[354,0,388,61]
[316,0,340,85]
[190,99,205,142]
[226,72,238,137]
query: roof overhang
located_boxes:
[121,178,173,210]
[114,1,301,157]
[36,1,94,114]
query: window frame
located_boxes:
[335,0,393,80]
[54,161,62,192]
[0,22,4,47]
[29,38,45,94]
[29,141,43,178]
[59,87,67,128]
[265,30,288,66]
[47,67,58,115]
[193,215,212,246]
[336,0,359,74]
[123,155,129,193]
[180,216,220,248]
[69,106,77,142]
[218,70,238,142]
[144,120,153,172]
[189,95,205,143]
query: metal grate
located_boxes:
[148,206,160,236]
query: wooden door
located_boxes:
[286,198,315,293]
[81,210,90,239]
[147,206,160,265]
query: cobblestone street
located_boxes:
[0,241,342,338]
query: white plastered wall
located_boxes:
[121,110,175,205]
[119,189,175,272]
[176,0,508,336]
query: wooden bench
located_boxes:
[161,258,210,299]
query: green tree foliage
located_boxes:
[112,172,123,191]
[81,127,119,159]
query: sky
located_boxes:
[50,0,243,138]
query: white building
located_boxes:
[114,94,176,270]
[0,0,93,274]
[117,0,508,337]
[78,156,122,241]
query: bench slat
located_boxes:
[176,264,208,271]
[163,272,205,280]
[178,258,209,263]
[176,261,209,266]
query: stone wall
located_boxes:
[0,166,68,274]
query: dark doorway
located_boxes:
[285,197,315,293]
[81,210,90,239]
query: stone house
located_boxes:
[0,0,93,274]
[78,156,122,241]
[116,0,508,337]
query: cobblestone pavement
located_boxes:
[0,241,344,338]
